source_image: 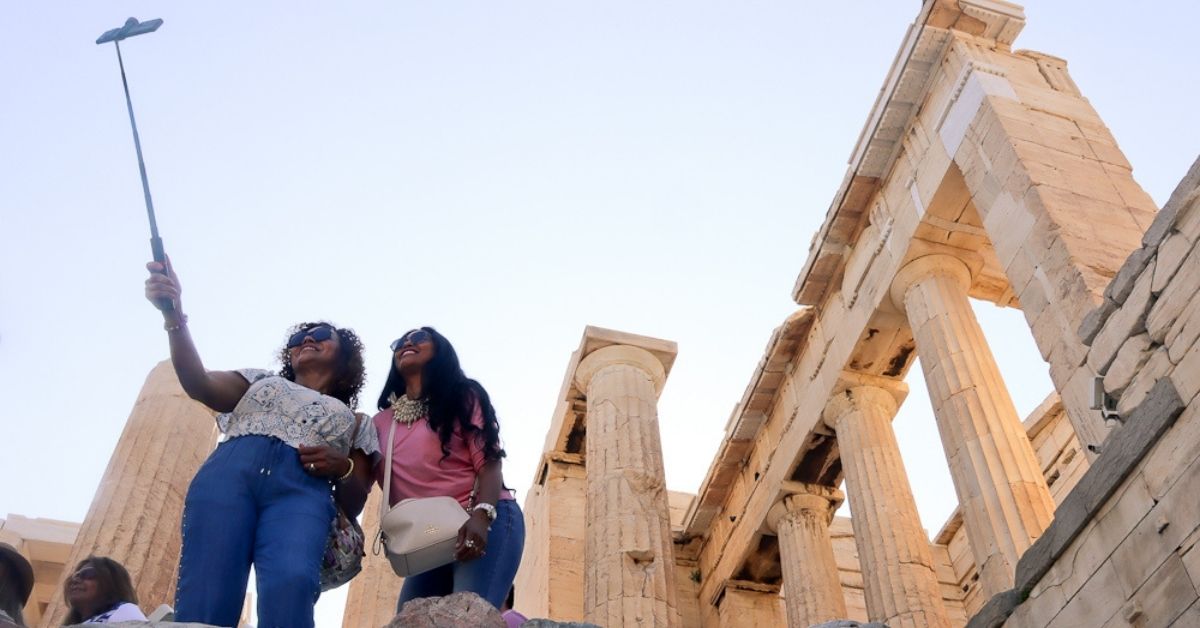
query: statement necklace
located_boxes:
[389,393,428,428]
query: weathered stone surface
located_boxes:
[1103,245,1154,305]
[1152,232,1191,294]
[1079,298,1118,345]
[1147,154,1200,248]
[1115,347,1174,417]
[1102,333,1152,396]
[388,592,505,628]
[963,588,1021,628]
[1013,378,1185,595]
[1147,244,1200,344]
[1088,265,1154,374]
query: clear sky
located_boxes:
[2,2,1197,626]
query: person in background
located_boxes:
[0,543,33,627]
[61,557,146,624]
[500,587,528,628]
[373,327,525,611]
[144,259,379,628]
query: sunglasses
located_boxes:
[70,566,98,582]
[287,325,335,349]
[390,329,432,352]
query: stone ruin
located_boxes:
[27,0,1200,626]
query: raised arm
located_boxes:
[145,259,249,412]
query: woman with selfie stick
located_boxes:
[145,260,378,628]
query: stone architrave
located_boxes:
[574,345,679,627]
[824,383,951,628]
[39,361,218,627]
[766,484,847,627]
[342,489,405,628]
[892,255,1055,596]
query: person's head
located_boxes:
[377,327,504,461]
[62,557,138,624]
[278,321,366,409]
[0,543,32,626]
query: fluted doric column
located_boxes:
[767,484,846,627]
[892,254,1055,595]
[342,490,405,627]
[824,383,950,628]
[575,344,678,627]
[40,361,218,627]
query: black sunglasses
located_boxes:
[70,566,98,581]
[390,329,432,352]
[287,325,335,349]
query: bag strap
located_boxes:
[373,412,401,555]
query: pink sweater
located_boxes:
[373,401,513,508]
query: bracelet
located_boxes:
[164,313,188,332]
[336,457,355,482]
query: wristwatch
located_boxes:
[472,502,497,522]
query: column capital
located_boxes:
[765,482,843,533]
[575,344,668,394]
[822,372,908,429]
[890,253,973,311]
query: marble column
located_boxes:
[39,361,218,627]
[574,345,679,627]
[892,254,1055,595]
[342,489,405,627]
[824,383,950,628]
[767,485,846,627]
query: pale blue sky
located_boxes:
[2,2,1197,625]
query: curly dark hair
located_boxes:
[278,321,366,410]
[63,556,139,624]
[376,326,505,462]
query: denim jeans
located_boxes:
[397,498,526,610]
[175,435,333,628]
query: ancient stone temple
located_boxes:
[20,1,1200,627]
[494,0,1200,626]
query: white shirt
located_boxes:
[83,602,147,623]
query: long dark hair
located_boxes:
[63,556,138,624]
[376,327,504,461]
[278,321,367,410]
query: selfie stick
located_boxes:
[97,18,174,310]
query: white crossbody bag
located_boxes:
[373,417,470,577]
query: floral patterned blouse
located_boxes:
[215,368,380,457]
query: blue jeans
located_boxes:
[175,436,333,628]
[397,499,525,610]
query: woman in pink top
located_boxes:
[372,327,524,612]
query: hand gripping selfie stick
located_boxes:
[97,17,174,311]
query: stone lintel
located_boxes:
[764,482,844,534]
[721,579,781,597]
